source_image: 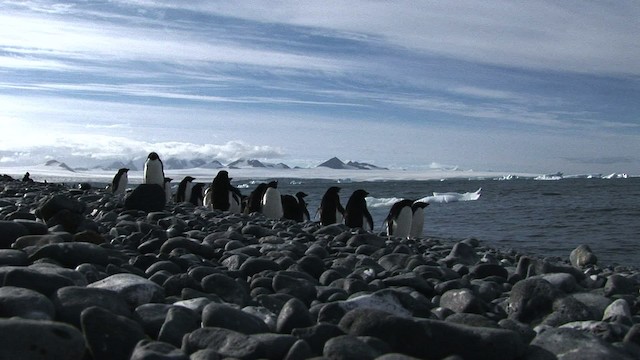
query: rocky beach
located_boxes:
[1,176,639,360]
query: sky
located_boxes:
[0,0,639,175]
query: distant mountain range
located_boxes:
[46,156,388,172]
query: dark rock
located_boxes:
[37,195,85,222]
[443,242,479,265]
[570,244,597,268]
[507,278,560,323]
[81,306,147,360]
[277,297,314,334]
[0,248,28,265]
[0,220,29,248]
[440,288,486,314]
[272,272,317,305]
[130,340,189,360]
[202,302,269,334]
[201,273,250,306]
[0,318,86,360]
[445,313,499,328]
[542,296,594,327]
[531,327,634,359]
[181,327,266,359]
[29,242,110,267]
[2,267,75,297]
[346,233,386,248]
[134,303,174,338]
[0,285,55,320]
[296,255,326,279]
[251,333,298,360]
[340,308,524,359]
[46,209,85,233]
[323,334,385,360]
[52,286,131,327]
[283,339,313,360]
[158,306,200,347]
[604,274,636,296]
[125,184,166,212]
[13,219,48,235]
[88,273,165,309]
[292,323,346,355]
[470,263,508,280]
[12,233,67,249]
[381,272,434,297]
[240,257,281,277]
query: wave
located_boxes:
[366,188,481,208]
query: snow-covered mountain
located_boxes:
[317,157,387,170]
[227,159,290,169]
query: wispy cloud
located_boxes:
[0,1,639,174]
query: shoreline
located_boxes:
[0,178,639,359]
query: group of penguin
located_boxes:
[110,152,429,239]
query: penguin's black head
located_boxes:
[354,189,369,198]
[164,177,172,183]
[296,192,308,198]
[267,181,278,188]
[148,152,160,160]
[118,168,129,174]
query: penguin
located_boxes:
[164,178,173,204]
[143,152,165,187]
[261,181,283,219]
[175,176,195,203]
[207,170,231,211]
[344,189,373,230]
[189,183,205,206]
[296,191,311,222]
[281,191,309,222]
[245,182,268,214]
[384,199,414,239]
[319,186,344,226]
[409,201,430,238]
[111,168,129,195]
[228,184,243,213]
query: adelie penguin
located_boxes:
[261,181,283,219]
[344,189,373,231]
[282,191,310,222]
[319,186,344,226]
[175,176,195,203]
[384,199,414,239]
[245,183,268,214]
[189,183,205,206]
[111,168,129,195]
[206,170,242,213]
[164,178,173,204]
[143,152,165,187]
[410,201,429,238]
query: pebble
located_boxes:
[0,179,638,360]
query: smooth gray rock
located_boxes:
[339,308,525,360]
[276,297,314,334]
[0,220,29,248]
[0,318,85,360]
[88,273,165,308]
[130,340,189,360]
[507,278,559,323]
[440,288,486,314]
[158,306,200,347]
[570,244,597,268]
[323,335,385,360]
[530,327,634,359]
[81,306,147,360]
[202,302,269,334]
[29,242,110,267]
[52,286,132,327]
[181,327,266,359]
[0,286,55,320]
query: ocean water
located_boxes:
[247,177,640,268]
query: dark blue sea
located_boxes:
[240,177,640,268]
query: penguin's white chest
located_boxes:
[114,173,128,195]
[261,188,283,219]
[143,160,164,186]
[392,206,413,238]
[410,208,425,238]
